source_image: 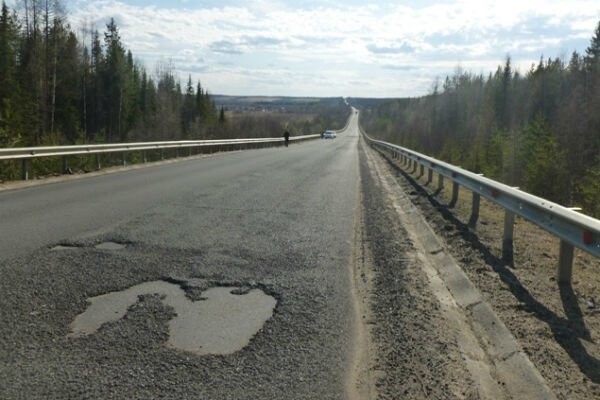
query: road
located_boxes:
[0,111,564,400]
[0,117,361,399]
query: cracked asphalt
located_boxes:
[0,118,361,399]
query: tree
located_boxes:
[0,1,22,148]
[181,75,196,136]
[0,1,19,109]
[53,29,80,143]
[585,21,600,66]
[88,28,104,138]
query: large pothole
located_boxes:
[69,280,277,355]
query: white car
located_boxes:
[322,130,337,139]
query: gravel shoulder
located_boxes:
[357,139,481,399]
[370,144,600,400]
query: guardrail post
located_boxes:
[62,156,68,174]
[188,148,192,157]
[22,159,29,181]
[502,211,515,262]
[96,154,101,170]
[419,164,424,177]
[438,174,444,191]
[450,181,459,207]
[160,149,165,160]
[558,240,574,285]
[122,152,127,166]
[469,192,480,227]
[427,168,433,184]
[412,160,417,173]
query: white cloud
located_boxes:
[62,0,600,97]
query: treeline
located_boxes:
[214,97,351,139]
[358,21,600,217]
[0,0,219,151]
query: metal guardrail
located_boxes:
[363,131,600,284]
[0,135,319,180]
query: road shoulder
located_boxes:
[358,139,483,399]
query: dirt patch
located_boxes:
[371,145,600,400]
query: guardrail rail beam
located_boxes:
[362,129,600,287]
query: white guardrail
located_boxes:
[0,135,319,180]
[363,132,600,285]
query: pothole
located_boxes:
[95,241,126,250]
[69,280,277,355]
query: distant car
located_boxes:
[322,130,337,139]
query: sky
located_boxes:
[7,0,600,97]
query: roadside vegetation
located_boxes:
[357,21,600,217]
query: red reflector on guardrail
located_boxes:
[584,231,593,245]
[491,189,499,198]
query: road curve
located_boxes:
[0,116,361,399]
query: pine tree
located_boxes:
[219,106,226,124]
[181,75,196,136]
[585,21,600,66]
[0,2,21,148]
[54,30,80,143]
[0,1,19,109]
[103,18,127,141]
[89,29,104,139]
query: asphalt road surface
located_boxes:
[0,117,361,399]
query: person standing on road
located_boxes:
[283,130,290,147]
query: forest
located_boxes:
[358,21,600,218]
[0,1,349,180]
[0,1,224,149]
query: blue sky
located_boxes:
[7,0,600,97]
